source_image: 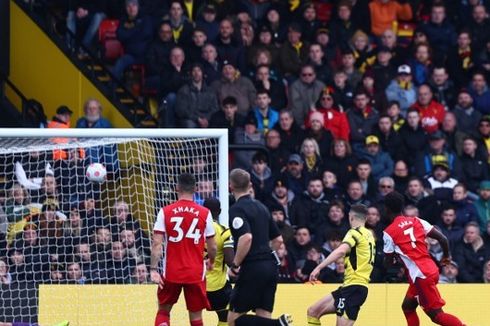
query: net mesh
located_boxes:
[0,136,221,324]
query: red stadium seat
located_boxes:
[99,19,123,61]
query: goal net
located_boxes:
[0,128,228,325]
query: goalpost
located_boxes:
[0,128,228,325]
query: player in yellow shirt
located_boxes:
[307,204,375,326]
[203,198,234,326]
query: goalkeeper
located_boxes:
[203,198,235,326]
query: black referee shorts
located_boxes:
[207,281,232,311]
[229,260,278,313]
[331,285,368,321]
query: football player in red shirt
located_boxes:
[150,173,217,326]
[383,192,464,326]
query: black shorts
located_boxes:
[229,260,278,313]
[331,285,368,321]
[207,281,232,311]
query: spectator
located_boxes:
[248,26,279,73]
[195,4,219,42]
[411,84,445,134]
[113,0,153,81]
[454,222,489,282]
[288,64,326,127]
[249,152,273,202]
[66,261,86,284]
[372,114,403,160]
[447,30,475,89]
[279,22,309,79]
[398,109,427,168]
[264,129,290,175]
[343,180,371,213]
[429,66,456,111]
[47,106,73,129]
[192,177,217,206]
[209,96,246,145]
[106,241,133,284]
[350,30,373,70]
[201,43,221,84]
[130,263,149,284]
[368,0,412,37]
[476,116,490,159]
[0,259,12,285]
[461,137,489,194]
[315,200,350,243]
[404,177,440,224]
[214,18,245,72]
[66,0,106,56]
[452,183,479,228]
[379,28,407,67]
[424,157,459,201]
[290,176,329,230]
[210,60,257,115]
[392,160,410,194]
[339,49,361,88]
[253,64,286,110]
[386,100,405,130]
[276,242,297,283]
[439,260,459,284]
[468,71,490,115]
[376,176,395,204]
[347,89,380,151]
[361,66,389,112]
[74,242,97,281]
[420,3,457,62]
[367,46,397,92]
[441,111,466,155]
[453,89,482,138]
[281,154,307,197]
[408,43,432,86]
[264,176,295,224]
[467,5,490,53]
[274,109,305,154]
[321,170,344,202]
[332,70,354,109]
[474,180,490,233]
[8,249,31,282]
[160,46,189,127]
[359,135,394,182]
[414,130,462,179]
[287,227,312,269]
[270,205,295,245]
[437,206,465,249]
[314,28,336,68]
[323,139,357,190]
[233,114,264,170]
[4,183,31,224]
[304,112,333,160]
[306,87,350,141]
[175,63,219,128]
[186,28,208,64]
[250,89,279,134]
[167,1,193,46]
[298,3,321,43]
[385,64,417,115]
[299,138,324,181]
[76,98,112,128]
[297,245,324,283]
[308,43,333,85]
[329,0,357,50]
[354,159,377,200]
[144,21,175,90]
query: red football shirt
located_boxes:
[383,215,439,282]
[153,199,215,284]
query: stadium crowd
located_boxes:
[2,0,490,286]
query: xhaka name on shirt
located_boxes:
[172,206,200,216]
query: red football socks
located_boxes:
[433,312,464,326]
[155,310,170,326]
[403,309,420,326]
[190,319,204,326]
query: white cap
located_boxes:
[398,64,411,75]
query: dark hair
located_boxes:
[357,158,372,167]
[203,197,221,219]
[256,88,270,97]
[325,229,343,241]
[350,204,368,220]
[222,96,237,107]
[177,173,196,193]
[384,191,405,214]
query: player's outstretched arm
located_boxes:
[309,243,350,282]
[428,227,451,263]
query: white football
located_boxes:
[86,163,107,183]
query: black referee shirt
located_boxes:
[229,195,281,264]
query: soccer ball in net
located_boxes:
[86,163,107,183]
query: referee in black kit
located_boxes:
[227,168,293,326]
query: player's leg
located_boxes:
[155,280,180,326]
[416,276,464,326]
[336,316,356,326]
[207,282,232,326]
[307,293,337,325]
[183,281,210,326]
[402,283,420,326]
